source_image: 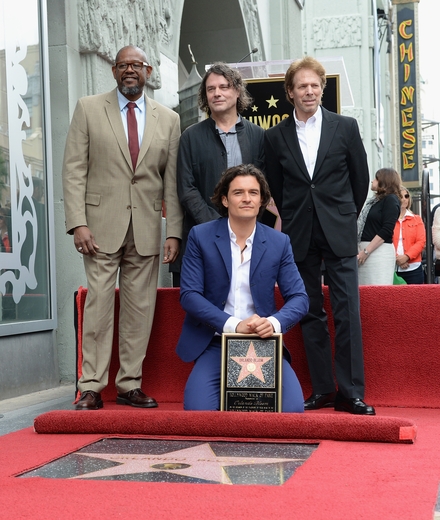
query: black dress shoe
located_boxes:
[304,392,337,410]
[116,388,158,408]
[334,393,376,415]
[75,390,103,410]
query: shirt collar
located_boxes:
[293,105,322,127]
[215,114,242,134]
[117,89,146,112]
[227,219,256,245]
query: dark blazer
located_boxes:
[264,107,369,262]
[176,117,265,259]
[176,218,309,363]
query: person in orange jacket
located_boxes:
[393,186,426,284]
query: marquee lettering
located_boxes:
[397,9,418,176]
[398,19,413,39]
[400,42,414,63]
[402,149,415,169]
[401,107,414,127]
[402,128,416,147]
[400,86,415,105]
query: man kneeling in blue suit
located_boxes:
[176,164,309,411]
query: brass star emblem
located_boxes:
[231,341,272,383]
[266,95,279,108]
[251,105,258,112]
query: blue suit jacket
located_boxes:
[176,218,309,363]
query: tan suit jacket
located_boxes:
[62,88,182,255]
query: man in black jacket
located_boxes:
[176,63,265,285]
[265,56,375,415]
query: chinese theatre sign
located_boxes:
[241,75,340,129]
[396,2,419,183]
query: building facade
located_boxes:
[1,0,405,398]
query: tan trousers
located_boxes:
[78,222,159,394]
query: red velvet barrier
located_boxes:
[75,284,440,408]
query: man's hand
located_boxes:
[236,314,274,338]
[74,226,99,255]
[163,237,180,264]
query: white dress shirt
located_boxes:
[117,90,146,148]
[294,106,322,179]
[223,221,281,334]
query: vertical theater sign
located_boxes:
[395,0,420,184]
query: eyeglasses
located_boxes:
[404,194,410,199]
[115,61,149,72]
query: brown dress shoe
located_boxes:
[75,390,103,410]
[116,388,158,408]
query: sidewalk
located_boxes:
[0,384,76,436]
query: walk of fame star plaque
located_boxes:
[220,333,283,412]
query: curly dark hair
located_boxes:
[198,62,253,115]
[375,168,402,201]
[211,164,271,218]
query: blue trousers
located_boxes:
[184,340,304,412]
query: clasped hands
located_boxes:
[235,314,274,338]
[396,253,410,270]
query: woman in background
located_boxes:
[357,168,401,285]
[393,186,426,284]
[433,206,440,262]
[0,207,11,253]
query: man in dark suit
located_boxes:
[176,164,309,412]
[264,56,375,415]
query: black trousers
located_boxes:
[397,264,424,285]
[295,217,365,399]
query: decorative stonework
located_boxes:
[387,143,394,167]
[313,15,362,49]
[368,15,374,49]
[385,70,391,99]
[370,108,377,142]
[239,0,263,61]
[78,0,177,89]
[1,31,37,302]
[341,107,364,139]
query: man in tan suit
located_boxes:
[62,45,183,410]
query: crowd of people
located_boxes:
[62,47,433,415]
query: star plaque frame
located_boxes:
[220,333,283,412]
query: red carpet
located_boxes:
[1,407,439,519]
[73,285,440,408]
[8,286,440,518]
[33,284,437,444]
[34,406,416,443]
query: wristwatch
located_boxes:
[363,248,370,255]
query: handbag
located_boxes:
[393,272,407,285]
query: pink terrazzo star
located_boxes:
[73,442,299,484]
[231,341,272,383]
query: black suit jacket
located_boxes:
[264,107,369,262]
